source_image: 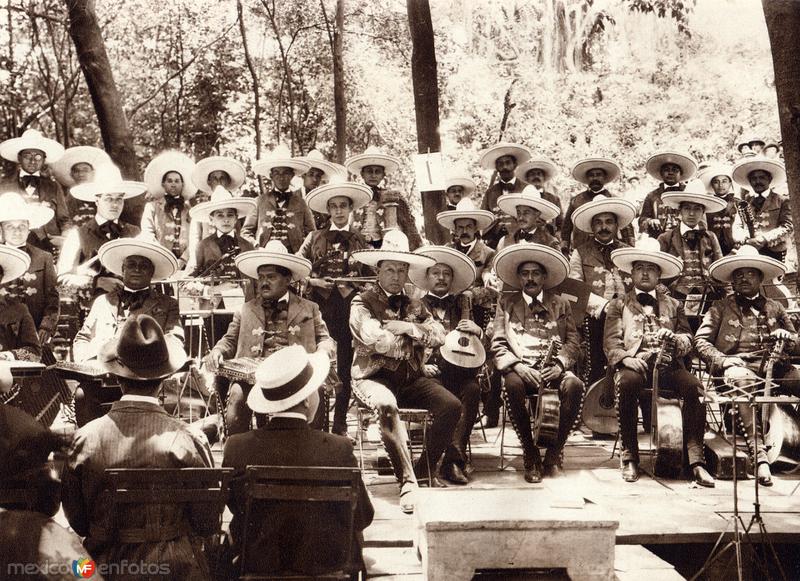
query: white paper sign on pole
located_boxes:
[412,152,446,192]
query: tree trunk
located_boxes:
[762,0,800,259]
[333,0,346,164]
[65,0,142,224]
[407,0,446,245]
[237,0,263,167]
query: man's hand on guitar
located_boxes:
[204,349,224,373]
[656,328,675,341]
[621,356,648,375]
[422,364,440,378]
[722,356,746,369]
[513,362,541,386]
[383,320,414,336]
[541,365,562,383]
[96,276,124,293]
[456,319,482,336]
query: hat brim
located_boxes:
[0,135,64,163]
[571,198,636,233]
[515,158,557,184]
[303,157,341,179]
[571,158,620,184]
[407,246,477,295]
[494,242,569,289]
[732,159,787,189]
[98,239,180,282]
[496,194,560,223]
[98,335,187,380]
[444,177,476,196]
[709,253,786,283]
[478,144,532,171]
[252,158,311,177]
[247,350,330,414]
[645,152,698,182]
[0,246,31,284]
[436,208,495,232]
[345,153,401,176]
[144,152,197,198]
[0,203,54,230]
[610,248,682,279]
[351,248,436,269]
[50,146,111,187]
[305,183,372,214]
[69,180,146,201]
[192,157,246,194]
[697,165,733,193]
[661,192,728,213]
[235,249,312,281]
[189,197,256,223]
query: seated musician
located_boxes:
[495,186,561,251]
[62,315,215,581]
[490,242,584,483]
[203,241,334,435]
[349,231,460,512]
[72,238,183,426]
[604,237,714,486]
[478,142,530,249]
[515,156,564,239]
[409,246,482,485]
[223,346,374,577]
[638,150,697,238]
[695,245,800,486]
[298,149,347,230]
[297,181,372,436]
[0,246,41,363]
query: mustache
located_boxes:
[598,229,611,236]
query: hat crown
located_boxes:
[0,191,28,212]
[112,315,171,370]
[255,345,309,389]
[454,198,480,212]
[269,144,293,159]
[634,236,661,252]
[736,245,760,258]
[681,179,708,196]
[362,145,384,156]
[20,129,43,141]
[380,230,411,253]
[305,149,325,161]
[209,185,234,203]
[520,184,542,198]
[263,240,290,254]
[93,162,124,185]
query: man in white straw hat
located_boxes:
[191,155,246,197]
[737,135,765,158]
[496,185,561,251]
[443,169,477,211]
[697,163,742,256]
[604,237,714,486]
[639,149,698,238]
[696,245,799,487]
[72,237,183,426]
[349,231,460,510]
[515,156,563,238]
[297,182,372,435]
[50,145,112,229]
[436,197,496,286]
[204,241,334,435]
[242,144,315,254]
[222,345,374,575]
[478,142,532,249]
[0,246,41,363]
[731,156,792,262]
[300,149,346,229]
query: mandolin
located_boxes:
[581,375,618,435]
[533,337,562,448]
[439,291,486,369]
[651,336,684,478]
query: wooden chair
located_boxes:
[239,466,362,581]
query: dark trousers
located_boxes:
[614,366,705,465]
[438,361,481,467]
[584,313,607,385]
[75,381,121,427]
[315,289,355,433]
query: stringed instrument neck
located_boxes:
[764,338,785,397]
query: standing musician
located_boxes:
[515,156,564,238]
[297,181,372,436]
[697,163,743,256]
[695,246,800,486]
[299,149,346,230]
[203,242,334,435]
[51,146,112,229]
[491,242,584,483]
[478,142,531,249]
[443,169,477,211]
[192,155,247,197]
[496,185,562,251]
[638,150,698,238]
[603,237,714,486]
[72,239,182,426]
[0,246,41,363]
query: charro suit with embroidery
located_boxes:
[241,191,315,253]
[562,188,636,253]
[7,243,60,334]
[638,183,684,238]
[743,189,793,256]
[657,226,724,296]
[140,197,201,266]
[0,171,69,237]
[0,301,40,361]
[569,239,630,317]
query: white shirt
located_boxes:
[679,222,699,235]
[329,222,350,232]
[521,290,545,306]
[95,215,118,227]
[458,239,477,254]
[19,169,40,196]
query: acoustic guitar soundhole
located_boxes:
[458,336,470,347]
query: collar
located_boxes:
[277,292,290,303]
[269,412,308,421]
[378,284,403,300]
[679,222,700,235]
[522,290,544,306]
[593,237,614,246]
[120,395,160,405]
[217,230,236,238]
[427,292,453,299]
[458,238,477,253]
[19,170,41,178]
[4,242,26,250]
[329,221,350,232]
[499,177,517,186]
[635,288,657,299]
[122,285,149,293]
[95,215,117,227]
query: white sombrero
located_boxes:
[437,197,494,232]
[305,181,372,214]
[493,241,569,289]
[478,142,532,171]
[645,150,698,182]
[0,246,31,284]
[731,157,787,190]
[611,236,682,279]
[571,157,620,185]
[351,229,436,269]
[515,156,558,184]
[708,244,786,283]
[302,149,344,180]
[697,163,733,193]
[0,129,64,163]
[189,185,257,222]
[408,245,477,295]
[70,163,147,201]
[247,346,330,414]
[235,240,312,281]
[97,237,180,282]
[144,151,197,198]
[738,135,765,152]
[0,191,54,230]
[324,162,349,182]
[50,146,111,187]
[345,146,401,176]
[571,195,637,233]
[191,156,246,194]
[661,179,727,213]
[253,144,311,177]
[444,170,477,196]
[496,185,560,222]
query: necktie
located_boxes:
[273,190,292,205]
[735,293,766,314]
[427,294,455,312]
[752,195,767,211]
[217,234,237,255]
[98,221,122,240]
[683,229,699,250]
[164,195,183,215]
[21,175,39,188]
[387,294,409,313]
[637,292,658,313]
[325,230,353,245]
[120,289,149,311]
[595,240,615,269]
[262,298,289,320]
[589,189,608,200]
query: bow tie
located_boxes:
[20,174,40,188]
[387,293,410,312]
[273,190,292,205]
[498,181,513,194]
[736,293,766,314]
[98,221,121,239]
[454,242,472,254]
[588,189,608,200]
[663,184,682,193]
[119,288,149,311]
[446,203,457,211]
[516,230,536,243]
[217,234,237,254]
[262,298,289,313]
[326,230,353,245]
[164,195,183,215]
[683,229,700,248]
[594,240,615,268]
[752,195,767,210]
[427,294,456,312]
[637,292,658,313]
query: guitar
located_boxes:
[532,338,562,448]
[439,291,486,369]
[651,336,684,478]
[761,337,785,428]
[581,375,618,435]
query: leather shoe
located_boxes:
[622,461,640,482]
[442,462,469,485]
[544,464,565,478]
[399,481,417,514]
[414,462,448,488]
[692,465,716,488]
[524,460,543,484]
[757,463,773,487]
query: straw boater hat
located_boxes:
[189,185,257,222]
[610,236,682,279]
[191,156,246,194]
[246,345,330,414]
[144,151,197,198]
[0,129,64,163]
[570,157,620,185]
[0,246,31,285]
[697,163,733,193]
[97,238,180,282]
[644,150,698,182]
[515,156,559,185]
[493,242,569,289]
[570,194,637,233]
[305,181,372,214]
[661,179,727,214]
[478,142,532,171]
[408,246,477,295]
[98,314,187,380]
[351,230,435,269]
[303,149,347,181]
[444,170,477,197]
[436,198,494,232]
[50,146,111,187]
[0,191,55,230]
[496,184,560,223]
[708,244,785,283]
[69,163,147,202]
[345,146,401,176]
[253,144,311,177]
[731,157,787,190]
[235,240,312,281]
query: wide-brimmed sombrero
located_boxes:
[0,129,64,163]
[98,314,187,380]
[0,191,54,230]
[444,170,477,196]
[571,157,620,185]
[189,185,256,222]
[661,179,727,213]
[708,244,785,283]
[738,135,765,152]
[192,156,246,194]
[731,157,787,190]
[305,181,372,214]
[697,163,733,193]
[645,150,698,182]
[478,142,532,171]
[496,185,560,222]
[0,246,31,284]
[98,238,180,282]
[253,144,311,177]
[611,236,682,279]
[303,149,345,180]
[351,230,436,269]
[493,241,569,289]
[515,156,558,184]
[50,146,111,187]
[70,163,147,201]
[236,241,312,281]
[407,245,477,295]
[247,346,330,414]
[144,151,197,198]
[437,198,494,232]
[345,146,401,176]
[571,195,637,233]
